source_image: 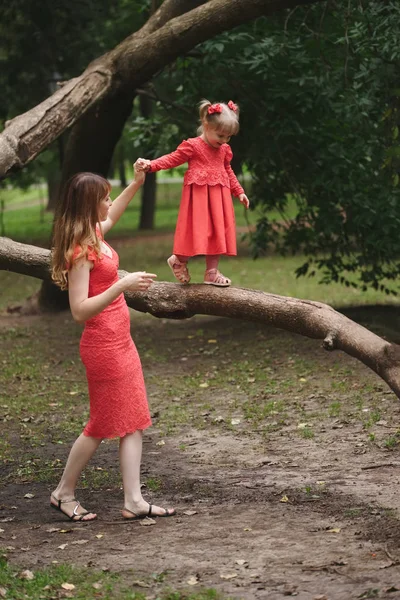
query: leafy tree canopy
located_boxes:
[136,0,400,293]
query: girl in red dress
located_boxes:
[50,167,175,522]
[137,99,250,287]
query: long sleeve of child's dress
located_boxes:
[224,146,244,197]
[149,140,193,172]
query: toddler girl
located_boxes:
[137,99,249,286]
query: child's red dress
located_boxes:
[149,137,244,256]
[72,240,152,439]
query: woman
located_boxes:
[50,166,175,521]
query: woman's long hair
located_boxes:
[51,172,111,290]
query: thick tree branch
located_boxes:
[0,0,322,180]
[1,236,399,399]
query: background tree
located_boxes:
[140,1,400,293]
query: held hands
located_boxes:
[239,193,250,209]
[122,271,157,292]
[135,158,151,173]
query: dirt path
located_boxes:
[2,312,400,599]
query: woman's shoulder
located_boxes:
[71,244,98,264]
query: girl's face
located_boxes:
[203,123,231,148]
[98,194,112,221]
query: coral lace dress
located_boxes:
[72,239,151,439]
[149,137,244,257]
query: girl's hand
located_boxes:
[239,193,250,209]
[121,271,157,292]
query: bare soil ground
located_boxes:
[2,307,400,599]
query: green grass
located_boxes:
[0,556,223,600]
[0,179,262,245]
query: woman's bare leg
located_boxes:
[119,431,175,517]
[51,433,101,520]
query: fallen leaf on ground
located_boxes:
[92,582,102,590]
[187,576,199,585]
[235,559,248,566]
[140,517,156,526]
[0,587,7,598]
[280,495,289,503]
[326,528,341,534]
[132,580,151,588]
[24,493,35,499]
[183,510,197,516]
[61,583,75,590]
[58,543,68,550]
[208,339,217,344]
[231,418,241,425]
[19,570,34,580]
[220,573,237,580]
[95,534,104,539]
[156,440,165,446]
[199,383,209,388]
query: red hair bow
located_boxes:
[208,103,222,115]
[228,100,238,113]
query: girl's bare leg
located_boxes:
[51,433,101,520]
[119,431,175,517]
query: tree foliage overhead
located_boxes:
[138,0,400,293]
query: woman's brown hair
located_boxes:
[51,173,111,290]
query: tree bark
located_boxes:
[1,236,400,398]
[0,0,322,180]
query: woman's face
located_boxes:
[98,194,112,221]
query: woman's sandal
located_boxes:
[122,504,176,520]
[50,494,97,522]
[204,269,231,287]
[167,255,190,284]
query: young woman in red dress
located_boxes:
[137,99,250,287]
[50,166,176,522]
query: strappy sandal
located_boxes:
[122,503,176,520]
[204,269,231,287]
[50,494,97,522]
[167,255,191,284]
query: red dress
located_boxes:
[72,240,151,439]
[149,137,244,257]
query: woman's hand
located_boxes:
[239,193,250,209]
[133,161,146,185]
[121,271,157,292]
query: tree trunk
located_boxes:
[1,236,400,398]
[139,171,157,230]
[60,91,135,183]
[46,171,61,212]
[139,92,157,230]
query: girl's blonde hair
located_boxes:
[197,99,240,136]
[51,172,111,290]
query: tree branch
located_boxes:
[1,236,399,398]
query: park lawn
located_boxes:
[0,179,294,246]
[0,556,222,600]
[2,207,400,598]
